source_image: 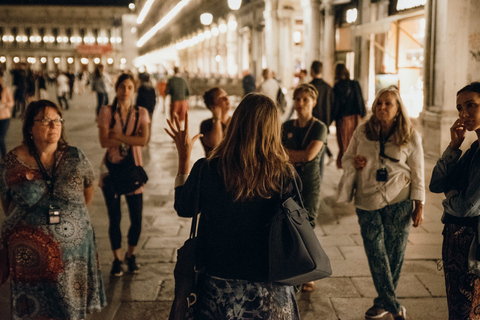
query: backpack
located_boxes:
[277,87,287,112]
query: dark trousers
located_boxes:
[102,178,143,251]
[96,92,108,116]
[57,94,69,110]
[13,95,26,118]
[0,118,10,159]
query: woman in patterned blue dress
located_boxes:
[0,100,106,319]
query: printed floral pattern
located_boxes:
[196,274,300,320]
[0,146,106,319]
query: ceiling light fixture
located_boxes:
[137,0,191,47]
[137,0,155,24]
[228,0,241,10]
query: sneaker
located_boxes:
[125,253,140,273]
[365,306,392,320]
[110,259,124,277]
[393,306,406,320]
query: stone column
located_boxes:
[323,0,335,85]
[251,24,263,80]
[421,0,474,157]
[277,6,295,88]
[301,0,321,70]
[226,21,238,76]
[263,0,280,72]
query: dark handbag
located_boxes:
[105,105,148,195]
[169,162,205,320]
[105,152,148,195]
[268,172,332,285]
[0,243,9,287]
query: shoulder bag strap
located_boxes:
[189,161,207,239]
[286,166,306,210]
[300,118,316,149]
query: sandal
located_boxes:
[301,281,315,292]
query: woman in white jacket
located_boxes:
[339,86,424,320]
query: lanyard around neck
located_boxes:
[379,127,399,163]
[118,107,133,135]
[33,151,57,196]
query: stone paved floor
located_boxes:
[0,87,447,319]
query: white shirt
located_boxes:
[56,74,70,95]
[258,78,279,102]
[341,122,425,211]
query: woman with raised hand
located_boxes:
[166,93,301,319]
[430,82,480,319]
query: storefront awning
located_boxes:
[352,10,424,37]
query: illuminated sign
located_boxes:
[396,0,426,11]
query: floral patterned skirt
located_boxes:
[443,223,480,319]
[195,274,300,320]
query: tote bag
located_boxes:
[268,172,332,286]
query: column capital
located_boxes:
[301,0,321,9]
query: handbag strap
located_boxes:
[189,160,207,239]
[281,167,306,210]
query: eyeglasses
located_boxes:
[34,118,65,126]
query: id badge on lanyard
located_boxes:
[33,151,61,225]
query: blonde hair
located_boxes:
[365,86,413,146]
[293,83,318,101]
[209,93,294,201]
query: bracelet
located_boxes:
[212,118,220,123]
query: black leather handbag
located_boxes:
[105,151,148,195]
[268,173,332,286]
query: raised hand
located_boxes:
[165,112,202,174]
[449,118,466,150]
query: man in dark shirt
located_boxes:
[242,70,256,97]
[200,87,231,156]
[136,73,157,144]
[309,60,334,179]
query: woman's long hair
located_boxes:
[22,100,68,154]
[365,86,412,146]
[209,93,294,202]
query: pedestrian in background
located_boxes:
[97,73,150,277]
[136,73,157,143]
[0,70,14,159]
[56,71,70,111]
[331,63,366,168]
[310,60,334,178]
[340,86,424,320]
[0,99,106,319]
[242,69,256,96]
[429,82,480,320]
[92,64,109,117]
[257,68,280,103]
[166,66,189,126]
[167,93,301,319]
[200,87,231,157]
[11,63,27,118]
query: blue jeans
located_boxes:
[356,199,413,313]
